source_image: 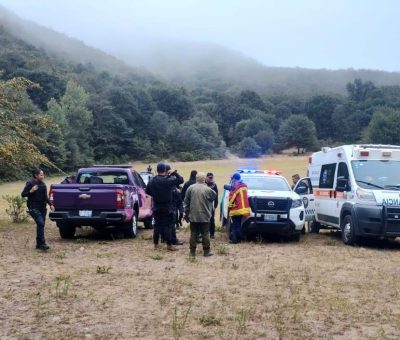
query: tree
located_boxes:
[278,115,318,154]
[346,79,381,103]
[47,80,93,169]
[365,107,400,144]
[0,77,57,179]
[305,95,341,139]
[236,137,262,158]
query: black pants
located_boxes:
[209,211,216,237]
[153,210,174,246]
[230,215,243,243]
[29,207,47,246]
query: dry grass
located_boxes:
[1,156,400,339]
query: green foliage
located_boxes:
[0,77,58,179]
[2,195,28,223]
[236,137,262,158]
[365,107,400,144]
[278,115,319,153]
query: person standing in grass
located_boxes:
[205,172,218,239]
[184,172,217,257]
[21,168,54,250]
[146,163,184,251]
[227,172,250,244]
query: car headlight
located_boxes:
[356,188,376,201]
[291,199,303,208]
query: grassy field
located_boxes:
[1,155,400,339]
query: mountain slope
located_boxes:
[115,41,400,95]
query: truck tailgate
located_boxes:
[51,184,124,210]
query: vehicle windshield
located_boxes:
[77,171,129,184]
[351,160,400,190]
[241,176,291,191]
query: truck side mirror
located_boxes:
[336,177,350,192]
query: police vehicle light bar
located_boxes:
[264,169,281,175]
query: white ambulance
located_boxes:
[293,145,400,245]
[221,169,305,240]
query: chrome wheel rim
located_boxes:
[132,214,137,235]
[343,222,351,242]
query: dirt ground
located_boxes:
[1,221,400,339]
[1,156,400,339]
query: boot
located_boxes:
[167,244,178,251]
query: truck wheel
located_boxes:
[309,220,320,234]
[123,212,138,238]
[144,216,154,229]
[341,214,358,245]
[57,222,76,239]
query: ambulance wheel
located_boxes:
[309,220,320,234]
[341,214,358,245]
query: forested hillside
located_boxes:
[1,5,400,180]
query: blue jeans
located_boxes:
[29,207,47,246]
[230,216,243,243]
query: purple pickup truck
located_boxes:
[49,166,153,239]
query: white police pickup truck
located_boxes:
[220,169,305,240]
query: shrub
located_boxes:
[2,195,28,223]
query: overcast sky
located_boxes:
[1,0,399,71]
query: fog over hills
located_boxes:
[2,4,400,95]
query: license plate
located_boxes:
[264,214,277,221]
[79,210,92,217]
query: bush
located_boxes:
[3,195,28,223]
[236,137,262,158]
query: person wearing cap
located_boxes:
[146,162,184,251]
[165,164,184,246]
[227,172,251,244]
[205,172,218,239]
[183,172,217,257]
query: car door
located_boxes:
[132,171,152,220]
[294,177,315,222]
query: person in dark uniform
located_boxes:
[205,172,218,238]
[146,163,184,251]
[181,170,197,201]
[165,164,183,246]
[21,168,54,250]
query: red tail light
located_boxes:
[116,189,125,208]
[49,187,54,205]
[360,151,369,157]
[308,156,312,164]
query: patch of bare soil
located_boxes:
[1,221,400,339]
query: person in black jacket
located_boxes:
[21,169,54,250]
[206,172,219,238]
[146,163,184,251]
[181,170,197,201]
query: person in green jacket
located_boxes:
[183,172,217,257]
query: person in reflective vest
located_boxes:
[227,172,250,243]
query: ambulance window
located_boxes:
[337,162,349,179]
[319,163,336,188]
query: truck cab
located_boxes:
[221,169,305,240]
[296,145,400,244]
[49,165,153,239]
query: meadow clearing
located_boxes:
[1,155,400,339]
